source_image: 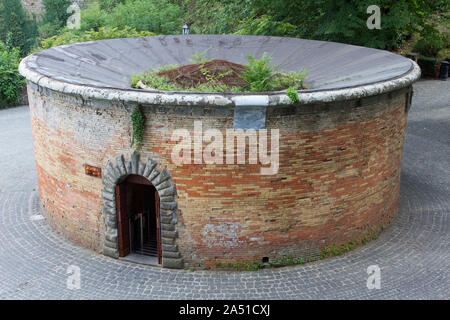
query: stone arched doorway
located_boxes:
[101,154,183,269]
[116,174,161,264]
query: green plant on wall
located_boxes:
[130,105,145,152]
[286,87,299,103]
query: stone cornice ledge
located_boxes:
[19,55,421,107]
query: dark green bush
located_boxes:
[180,0,436,50]
[429,0,449,12]
[38,22,62,40]
[42,0,72,29]
[235,15,298,37]
[99,0,126,11]
[0,39,25,107]
[36,0,446,53]
[413,25,446,57]
[414,38,445,58]
[80,2,108,31]
[0,0,38,56]
[38,26,155,50]
[418,56,439,77]
[79,0,181,34]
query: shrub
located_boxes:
[235,15,297,37]
[38,22,62,40]
[414,38,445,58]
[38,26,155,50]
[240,53,279,92]
[183,0,436,50]
[42,0,72,29]
[240,53,306,92]
[102,0,181,34]
[0,39,25,107]
[413,25,446,57]
[132,53,306,93]
[99,0,126,11]
[0,0,38,56]
[80,1,108,31]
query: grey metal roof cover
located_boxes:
[21,35,415,92]
[20,35,421,106]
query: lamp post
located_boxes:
[182,23,190,35]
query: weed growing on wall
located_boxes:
[286,87,299,103]
[130,105,145,152]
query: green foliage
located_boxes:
[213,255,308,271]
[235,15,297,37]
[37,22,62,40]
[79,0,181,34]
[99,0,126,11]
[33,0,446,55]
[256,0,435,49]
[179,0,437,50]
[0,0,38,56]
[240,53,277,92]
[240,53,306,92]
[42,0,72,29]
[130,105,145,151]
[189,47,212,64]
[156,64,179,73]
[132,68,232,92]
[80,1,108,32]
[37,0,73,46]
[286,87,299,104]
[179,0,252,35]
[0,39,25,107]
[319,230,381,259]
[132,53,306,93]
[429,0,450,12]
[413,25,447,57]
[38,26,155,50]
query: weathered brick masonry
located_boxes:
[27,81,410,268]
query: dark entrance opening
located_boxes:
[116,174,161,264]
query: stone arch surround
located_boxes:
[101,153,183,269]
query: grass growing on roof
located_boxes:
[131,52,307,95]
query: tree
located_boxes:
[183,0,435,50]
[241,0,434,49]
[42,0,73,29]
[0,0,38,56]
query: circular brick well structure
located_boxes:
[19,35,421,269]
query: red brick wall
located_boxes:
[28,84,409,267]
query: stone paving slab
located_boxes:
[0,80,448,299]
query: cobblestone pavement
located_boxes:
[0,80,448,299]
